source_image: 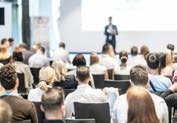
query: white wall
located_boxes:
[59,0,177,53]
[0,2,12,39]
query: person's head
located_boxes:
[59,42,65,49]
[158,53,166,74]
[76,66,90,84]
[38,67,56,90]
[165,49,174,66]
[102,43,110,54]
[127,86,160,123]
[52,60,67,81]
[167,43,175,51]
[130,46,138,56]
[0,64,18,91]
[146,53,159,70]
[40,46,45,54]
[41,87,65,120]
[119,50,128,64]
[108,16,112,24]
[1,38,10,48]
[90,52,99,65]
[140,45,149,58]
[12,51,24,62]
[8,38,14,47]
[18,43,28,51]
[72,54,86,67]
[130,65,149,87]
[0,99,12,123]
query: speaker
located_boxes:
[0,8,5,25]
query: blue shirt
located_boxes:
[2,91,19,96]
[148,74,172,92]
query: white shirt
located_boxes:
[64,84,107,118]
[28,88,44,102]
[99,54,118,69]
[112,92,168,123]
[90,64,107,74]
[52,47,70,63]
[114,64,131,75]
[28,51,49,68]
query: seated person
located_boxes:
[0,64,38,122]
[89,52,108,80]
[0,99,12,123]
[127,46,139,67]
[146,53,172,92]
[64,66,107,118]
[0,45,11,65]
[112,65,168,123]
[41,87,65,123]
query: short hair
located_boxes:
[140,45,149,57]
[130,46,138,56]
[0,64,17,90]
[1,38,7,45]
[0,99,12,123]
[59,42,65,48]
[167,43,175,51]
[8,38,14,43]
[41,87,64,112]
[109,16,112,20]
[119,50,128,64]
[72,54,86,67]
[146,53,159,69]
[40,46,45,54]
[12,51,24,62]
[19,43,28,49]
[130,65,148,86]
[102,43,110,54]
[76,66,90,82]
[90,52,99,65]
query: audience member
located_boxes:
[52,42,71,64]
[112,65,168,123]
[146,53,172,92]
[99,43,118,69]
[137,45,149,67]
[28,66,56,102]
[12,51,33,90]
[0,99,12,123]
[0,46,11,65]
[1,38,10,49]
[127,86,160,123]
[108,44,116,58]
[28,46,49,68]
[89,52,108,80]
[41,87,65,123]
[64,66,107,118]
[114,50,131,75]
[167,43,175,51]
[128,46,139,67]
[0,64,38,122]
[8,38,14,54]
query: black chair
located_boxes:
[64,89,75,97]
[33,102,45,123]
[65,119,96,123]
[104,80,130,95]
[17,73,27,96]
[30,68,41,85]
[74,102,110,123]
[114,74,130,80]
[107,69,114,80]
[92,74,104,89]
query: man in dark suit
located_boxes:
[104,17,118,53]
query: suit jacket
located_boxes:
[104,24,118,43]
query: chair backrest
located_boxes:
[107,69,114,80]
[74,102,110,123]
[64,89,75,97]
[114,74,130,80]
[12,120,31,123]
[33,102,45,123]
[17,73,27,94]
[92,74,104,89]
[30,68,41,85]
[65,119,96,123]
[104,80,130,95]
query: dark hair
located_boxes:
[8,38,14,43]
[158,53,166,74]
[1,38,7,45]
[102,43,110,54]
[40,46,45,54]
[59,42,65,48]
[12,51,24,62]
[90,52,99,65]
[119,50,128,64]
[146,53,159,69]
[0,64,17,90]
[127,86,160,123]
[109,16,112,19]
[72,54,86,67]
[167,43,175,51]
[41,87,64,112]
[130,65,148,86]
[131,46,138,56]
[76,66,90,82]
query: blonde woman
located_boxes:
[28,66,56,102]
[52,60,78,89]
[0,46,11,65]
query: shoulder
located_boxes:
[150,92,166,104]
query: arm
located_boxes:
[114,25,118,35]
[104,26,109,36]
[30,103,38,123]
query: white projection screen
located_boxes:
[59,0,177,53]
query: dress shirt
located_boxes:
[99,54,118,69]
[90,64,107,74]
[114,64,131,75]
[52,47,70,63]
[112,91,168,123]
[28,88,44,102]
[64,84,107,118]
[28,51,49,68]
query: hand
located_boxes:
[169,83,177,92]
